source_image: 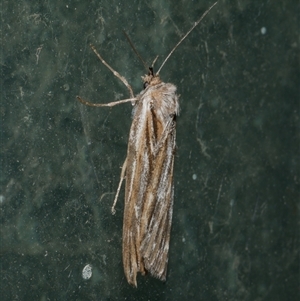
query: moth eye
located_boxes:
[143,82,149,89]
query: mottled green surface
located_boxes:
[1,0,299,300]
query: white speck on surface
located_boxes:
[82,264,93,280]
[63,83,70,91]
[192,174,197,180]
[0,195,5,204]
[261,27,267,35]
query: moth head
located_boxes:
[142,66,162,89]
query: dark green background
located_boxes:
[1,0,299,300]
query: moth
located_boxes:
[77,2,217,287]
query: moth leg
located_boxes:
[90,45,135,99]
[111,157,127,215]
[76,96,137,107]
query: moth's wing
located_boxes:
[122,101,153,287]
[140,120,176,280]
[122,84,178,286]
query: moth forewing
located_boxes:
[76,2,217,287]
[122,82,178,286]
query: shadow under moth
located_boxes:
[77,2,217,287]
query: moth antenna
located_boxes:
[145,55,159,76]
[156,1,217,75]
[151,55,159,68]
[123,31,149,71]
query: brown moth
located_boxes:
[77,2,217,287]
